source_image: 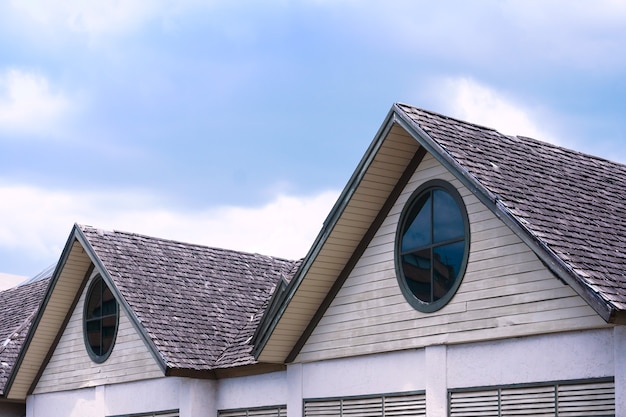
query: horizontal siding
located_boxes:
[259,126,420,363]
[296,153,609,362]
[33,273,163,394]
[7,240,93,400]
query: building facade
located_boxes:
[1,103,625,417]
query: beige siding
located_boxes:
[33,272,164,394]
[296,154,609,362]
[7,240,92,400]
[259,125,420,363]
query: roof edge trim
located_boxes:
[393,105,615,323]
[284,146,428,363]
[27,263,94,395]
[251,276,288,350]
[74,226,169,373]
[252,106,399,360]
[4,224,81,399]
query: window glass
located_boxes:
[433,189,464,243]
[84,275,118,362]
[401,193,431,251]
[396,180,469,312]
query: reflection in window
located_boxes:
[397,181,468,311]
[84,275,118,362]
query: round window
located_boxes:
[84,275,118,362]
[396,179,469,312]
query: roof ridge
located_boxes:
[396,102,626,170]
[79,224,296,262]
[0,308,37,357]
[395,102,500,133]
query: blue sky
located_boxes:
[1,0,625,284]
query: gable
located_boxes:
[4,227,168,400]
[33,269,164,394]
[296,153,610,362]
[255,103,625,365]
[254,121,423,363]
[4,238,92,400]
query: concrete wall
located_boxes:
[27,377,215,417]
[217,370,287,412]
[25,326,624,417]
[217,327,620,417]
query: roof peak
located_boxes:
[79,224,297,262]
[396,102,626,170]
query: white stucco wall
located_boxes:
[25,327,624,417]
[292,328,618,417]
[615,325,626,415]
[301,348,426,399]
[447,328,615,388]
[27,377,216,417]
[216,370,287,411]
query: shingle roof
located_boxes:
[0,278,50,396]
[396,103,626,313]
[80,226,300,371]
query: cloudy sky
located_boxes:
[0,1,625,285]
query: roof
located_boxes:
[254,102,626,363]
[396,103,626,316]
[0,278,50,397]
[5,102,626,392]
[80,226,301,372]
[5,225,301,399]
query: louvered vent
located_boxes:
[449,389,499,417]
[500,385,555,416]
[450,379,614,417]
[108,411,179,417]
[384,393,427,416]
[218,406,286,417]
[304,392,425,417]
[557,381,615,417]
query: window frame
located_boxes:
[83,273,119,363]
[395,179,470,313]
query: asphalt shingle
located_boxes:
[397,103,626,312]
[0,278,50,395]
[80,226,300,371]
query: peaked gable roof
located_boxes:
[5,224,300,399]
[0,278,50,397]
[254,102,626,363]
[396,104,626,317]
[79,225,300,372]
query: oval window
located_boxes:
[84,275,118,362]
[396,179,469,312]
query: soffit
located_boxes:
[6,238,91,400]
[258,123,419,363]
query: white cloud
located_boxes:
[434,77,559,144]
[0,183,339,273]
[6,0,203,37]
[0,273,26,290]
[0,69,72,137]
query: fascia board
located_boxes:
[4,224,82,399]
[252,106,399,360]
[393,105,615,323]
[73,226,169,373]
